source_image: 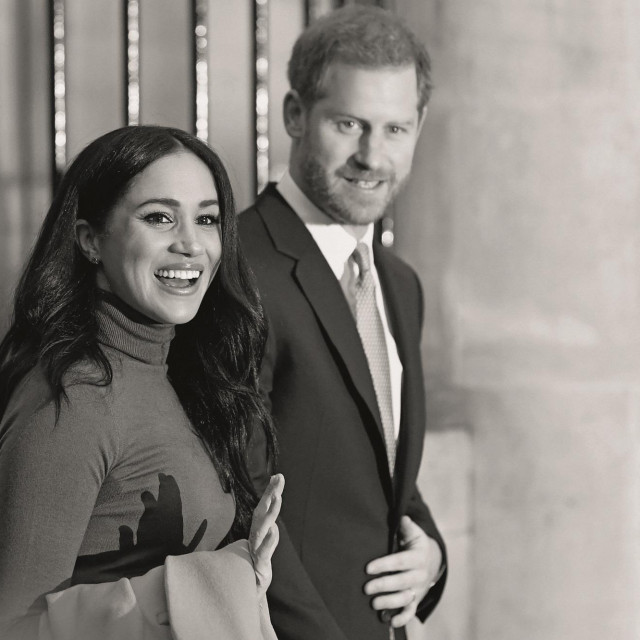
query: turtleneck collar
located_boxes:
[96,291,175,365]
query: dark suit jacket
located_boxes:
[239,185,446,640]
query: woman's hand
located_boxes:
[249,474,284,598]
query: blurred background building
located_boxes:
[1,0,639,638]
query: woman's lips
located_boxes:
[153,264,205,289]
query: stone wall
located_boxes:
[397,1,640,638]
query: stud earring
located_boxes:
[90,256,100,265]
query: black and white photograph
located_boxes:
[0,1,638,639]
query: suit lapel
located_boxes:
[256,186,385,442]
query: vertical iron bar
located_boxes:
[123,0,141,125]
[49,0,67,192]
[253,0,269,195]
[191,0,209,142]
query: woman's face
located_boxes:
[90,151,223,324]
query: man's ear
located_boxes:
[283,90,307,139]
[417,106,428,136]
[75,219,101,264]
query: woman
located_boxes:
[0,125,282,639]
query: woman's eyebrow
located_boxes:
[137,197,180,208]
[136,197,219,208]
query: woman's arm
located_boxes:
[0,377,118,636]
[8,541,274,640]
[0,375,282,640]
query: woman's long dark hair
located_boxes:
[0,125,275,539]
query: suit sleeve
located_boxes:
[405,271,447,622]
[247,325,350,640]
[405,486,447,621]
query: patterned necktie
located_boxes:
[351,242,396,475]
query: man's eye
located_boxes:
[337,120,360,133]
[143,212,172,225]
[389,125,406,135]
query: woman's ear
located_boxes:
[283,90,307,139]
[75,219,101,265]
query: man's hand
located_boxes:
[364,515,443,628]
[249,473,284,598]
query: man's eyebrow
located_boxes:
[387,116,418,126]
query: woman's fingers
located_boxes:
[250,474,284,555]
[255,520,280,559]
[253,523,280,577]
[249,474,284,596]
[252,524,278,591]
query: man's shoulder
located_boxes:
[238,184,288,221]
[237,202,263,238]
[237,189,294,280]
[239,185,288,245]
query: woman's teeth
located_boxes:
[154,269,201,280]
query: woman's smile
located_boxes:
[154,263,205,291]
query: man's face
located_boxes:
[288,63,425,226]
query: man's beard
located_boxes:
[300,153,403,226]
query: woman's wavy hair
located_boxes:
[0,125,275,539]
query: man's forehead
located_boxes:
[318,61,418,85]
[314,63,421,116]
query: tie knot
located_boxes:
[352,242,371,279]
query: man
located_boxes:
[240,6,446,640]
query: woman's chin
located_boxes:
[136,297,202,325]
[154,307,199,325]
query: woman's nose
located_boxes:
[169,224,204,256]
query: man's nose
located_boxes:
[169,223,204,256]
[353,130,386,170]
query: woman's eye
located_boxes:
[143,212,172,225]
[197,213,220,226]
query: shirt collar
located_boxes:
[276,170,374,280]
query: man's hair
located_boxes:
[288,5,432,112]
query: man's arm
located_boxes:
[247,423,349,640]
[403,269,448,620]
[247,329,350,640]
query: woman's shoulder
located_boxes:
[0,363,122,519]
[1,360,120,445]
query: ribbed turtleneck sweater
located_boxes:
[0,294,235,625]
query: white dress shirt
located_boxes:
[276,171,403,438]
